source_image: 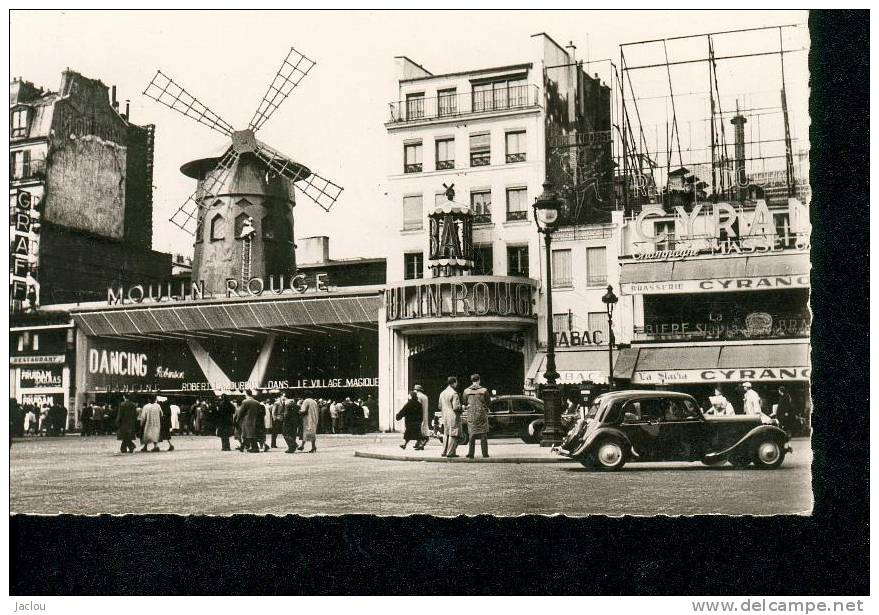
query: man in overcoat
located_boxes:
[282,395,301,453]
[462,373,491,459]
[438,377,462,458]
[240,391,266,453]
[216,394,235,451]
[116,394,139,454]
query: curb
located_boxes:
[354,450,579,464]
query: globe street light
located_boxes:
[533,181,563,446]
[602,284,619,391]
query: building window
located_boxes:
[404,252,424,280]
[551,249,573,288]
[10,150,30,180]
[438,88,457,117]
[210,213,226,241]
[773,212,794,248]
[506,187,528,221]
[17,334,24,352]
[403,195,423,231]
[11,108,29,138]
[588,312,610,343]
[655,220,676,251]
[586,247,607,287]
[470,190,492,224]
[406,92,425,120]
[507,245,529,277]
[505,131,526,163]
[473,245,493,275]
[32,333,39,351]
[435,138,455,170]
[553,313,572,336]
[470,133,491,167]
[404,142,422,173]
[472,77,529,112]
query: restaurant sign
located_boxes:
[19,367,63,388]
[632,366,811,384]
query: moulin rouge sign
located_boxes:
[107,273,330,305]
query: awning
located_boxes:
[621,342,811,385]
[72,294,382,340]
[620,253,811,295]
[527,350,618,386]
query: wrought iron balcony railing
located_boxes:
[388,85,541,124]
[11,158,47,181]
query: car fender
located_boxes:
[571,427,632,458]
[703,425,791,462]
[528,418,544,436]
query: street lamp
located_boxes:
[601,285,619,391]
[533,181,563,446]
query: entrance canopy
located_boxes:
[71,291,381,341]
[614,342,810,385]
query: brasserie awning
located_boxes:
[614,342,811,385]
[71,293,382,340]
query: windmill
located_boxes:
[143,46,343,294]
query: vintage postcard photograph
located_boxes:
[9,9,814,517]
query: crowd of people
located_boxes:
[11,401,68,438]
[702,382,807,434]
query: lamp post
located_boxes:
[533,181,563,447]
[602,285,619,391]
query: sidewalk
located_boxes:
[354,438,579,464]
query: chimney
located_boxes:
[297,236,331,265]
[111,85,118,111]
[730,101,748,199]
[566,41,577,62]
[124,99,130,121]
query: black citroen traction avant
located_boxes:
[556,390,792,471]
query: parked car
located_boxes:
[557,390,792,471]
[432,395,576,444]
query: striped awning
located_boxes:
[621,252,810,285]
[72,294,381,339]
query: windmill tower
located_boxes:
[143,47,343,295]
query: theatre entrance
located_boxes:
[407,334,525,404]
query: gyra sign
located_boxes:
[107,273,329,305]
[385,278,536,323]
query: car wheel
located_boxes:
[752,438,786,469]
[522,424,543,444]
[591,438,627,471]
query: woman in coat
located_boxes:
[299,397,319,453]
[396,391,426,450]
[140,397,164,452]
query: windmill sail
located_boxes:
[248,47,316,132]
[144,70,235,137]
[169,148,240,234]
[253,141,343,212]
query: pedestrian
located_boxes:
[282,394,301,453]
[438,376,462,457]
[170,401,181,434]
[233,396,247,451]
[49,401,67,436]
[270,394,286,448]
[363,394,378,432]
[24,407,37,436]
[157,396,175,452]
[413,384,430,444]
[80,403,92,436]
[257,397,271,451]
[330,400,342,434]
[116,394,138,454]
[707,387,734,416]
[742,382,764,420]
[462,373,491,459]
[396,391,426,450]
[775,385,796,434]
[239,390,266,453]
[299,397,319,453]
[140,395,164,452]
[216,394,235,451]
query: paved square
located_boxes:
[10,435,813,516]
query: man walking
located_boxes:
[270,394,286,448]
[438,377,462,457]
[116,394,138,454]
[216,394,235,451]
[413,384,430,445]
[742,382,764,420]
[282,394,301,453]
[462,374,491,459]
[775,385,797,434]
[140,395,164,452]
[299,397,319,453]
[240,391,266,453]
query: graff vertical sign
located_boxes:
[9,188,40,311]
[385,279,536,322]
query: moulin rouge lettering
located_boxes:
[107,274,330,305]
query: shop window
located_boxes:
[470,190,492,224]
[11,108,29,138]
[438,88,457,117]
[470,133,491,167]
[406,92,425,120]
[404,142,422,173]
[507,245,529,277]
[588,312,610,343]
[403,195,423,231]
[506,187,528,221]
[404,252,424,280]
[435,138,455,170]
[473,245,493,275]
[210,213,226,241]
[505,131,526,163]
[551,249,572,288]
[586,247,607,286]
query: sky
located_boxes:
[10,9,809,260]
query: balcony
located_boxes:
[11,158,46,182]
[388,85,541,125]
